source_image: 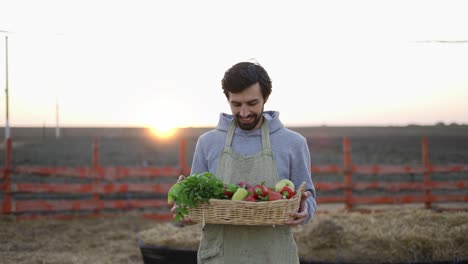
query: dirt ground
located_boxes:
[1,209,467,264]
[0,213,156,264]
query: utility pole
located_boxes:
[5,35,10,141]
[2,32,12,215]
[56,94,60,138]
[1,30,64,140]
[55,33,63,139]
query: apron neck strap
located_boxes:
[225,117,271,149]
[225,120,237,147]
[261,118,271,149]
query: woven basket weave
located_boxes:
[187,182,306,226]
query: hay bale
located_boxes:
[139,209,468,263]
[294,209,468,263]
[138,223,201,251]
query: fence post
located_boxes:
[343,137,353,211]
[2,138,12,214]
[179,138,189,175]
[92,138,99,168]
[422,136,432,209]
[92,138,101,214]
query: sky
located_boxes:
[0,0,467,130]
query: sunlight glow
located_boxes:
[149,125,178,139]
[1,1,468,126]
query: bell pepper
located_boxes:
[245,194,257,202]
[267,189,283,201]
[280,186,295,199]
[232,188,249,201]
[254,184,268,198]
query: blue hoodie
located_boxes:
[190,111,317,223]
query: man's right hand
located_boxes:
[171,175,195,226]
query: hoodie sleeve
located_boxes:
[190,136,209,175]
[290,136,317,224]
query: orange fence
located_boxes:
[1,138,190,220]
[1,137,468,220]
[314,138,468,211]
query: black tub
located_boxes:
[137,238,197,264]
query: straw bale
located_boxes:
[137,222,201,250]
[139,209,468,263]
[294,209,468,263]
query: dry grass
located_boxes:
[1,209,467,263]
[293,209,468,262]
[139,209,468,263]
[0,213,155,264]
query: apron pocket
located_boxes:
[198,224,224,261]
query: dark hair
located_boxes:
[221,62,272,101]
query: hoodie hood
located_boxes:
[216,111,284,136]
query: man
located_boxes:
[174,61,316,264]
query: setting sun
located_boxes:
[149,125,178,139]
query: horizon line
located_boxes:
[2,123,467,129]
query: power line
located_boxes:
[415,40,468,44]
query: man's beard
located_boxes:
[235,111,263,130]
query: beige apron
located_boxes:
[197,119,299,264]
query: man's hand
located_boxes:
[287,190,312,226]
[170,175,195,226]
[170,204,195,226]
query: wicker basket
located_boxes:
[187,182,306,226]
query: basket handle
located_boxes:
[297,181,306,197]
